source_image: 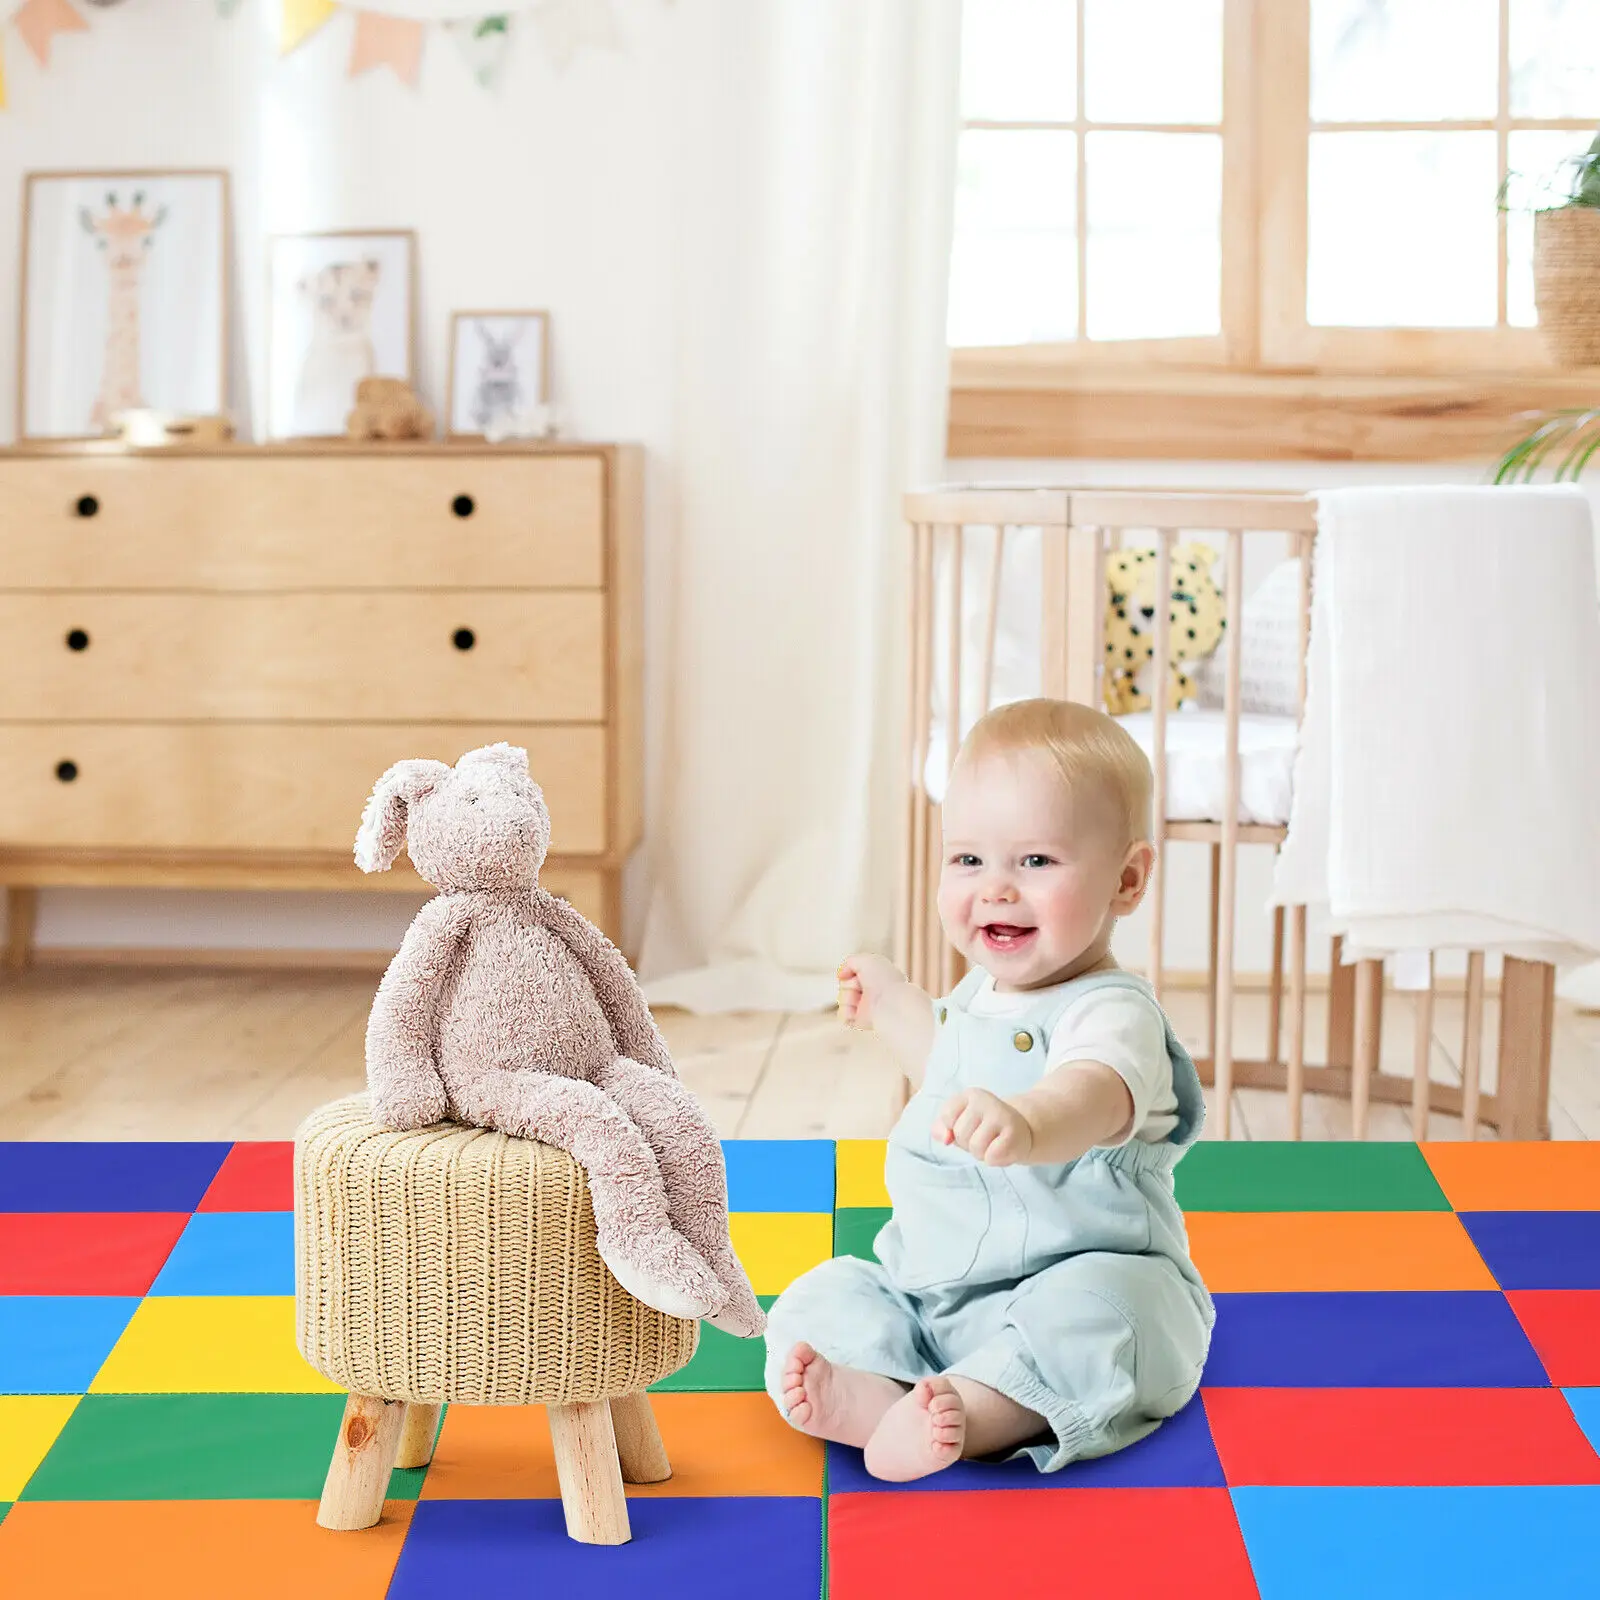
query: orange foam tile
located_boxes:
[421,1391,822,1500]
[1420,1141,1600,1212]
[0,1499,412,1600]
[1186,1210,1498,1293]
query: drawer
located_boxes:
[0,724,610,854]
[0,593,605,722]
[0,454,605,589]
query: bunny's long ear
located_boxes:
[354,758,450,873]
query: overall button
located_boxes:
[937,1005,948,1023]
[1013,1030,1034,1052]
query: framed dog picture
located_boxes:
[18,169,230,441]
[446,310,550,438]
[266,229,416,439]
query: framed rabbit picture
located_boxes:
[446,310,551,439]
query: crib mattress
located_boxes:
[921,708,1300,827]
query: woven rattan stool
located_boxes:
[294,1093,699,1545]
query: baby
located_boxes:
[763,696,1214,1480]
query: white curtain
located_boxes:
[636,0,963,1014]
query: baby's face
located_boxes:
[937,748,1128,990]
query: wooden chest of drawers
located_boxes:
[0,441,644,965]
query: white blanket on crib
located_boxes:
[1271,484,1600,968]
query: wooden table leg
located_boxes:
[317,1393,407,1531]
[610,1390,672,1484]
[548,1399,631,1545]
[395,1402,444,1469]
[4,888,38,972]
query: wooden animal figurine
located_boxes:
[345,376,433,441]
[355,742,765,1338]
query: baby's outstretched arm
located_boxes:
[933,1062,1133,1167]
[837,953,935,1087]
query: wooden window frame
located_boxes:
[949,0,1600,462]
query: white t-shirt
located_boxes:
[965,970,1180,1146]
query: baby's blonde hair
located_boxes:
[954,698,1153,846]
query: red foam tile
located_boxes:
[0,1212,189,1295]
[1204,1387,1600,1487]
[196,1143,294,1212]
[1507,1290,1600,1387]
[828,1487,1258,1600]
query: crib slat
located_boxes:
[907,522,935,992]
[1267,906,1285,1066]
[1148,533,1173,1001]
[1042,525,1068,698]
[979,526,1006,717]
[1352,958,1382,1140]
[1287,904,1307,1139]
[939,523,964,998]
[1213,529,1246,1139]
[1064,521,1102,707]
[1412,952,1435,1141]
[1462,950,1486,1137]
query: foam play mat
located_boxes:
[2,1136,1598,1599]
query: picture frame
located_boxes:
[266,228,417,440]
[18,168,231,442]
[446,310,551,439]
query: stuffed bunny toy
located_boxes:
[354,741,764,1339]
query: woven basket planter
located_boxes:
[1534,206,1600,369]
[294,1092,699,1407]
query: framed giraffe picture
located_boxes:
[18,169,231,442]
[266,229,417,440]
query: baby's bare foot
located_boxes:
[781,1342,907,1448]
[862,1376,966,1482]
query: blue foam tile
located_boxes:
[1232,1486,1600,1598]
[146,1212,295,1296]
[1205,1292,1549,1388]
[1458,1213,1600,1291]
[0,1296,140,1394]
[825,1390,1223,1492]
[388,1497,822,1598]
[0,1142,232,1213]
[721,1140,834,1214]
[1565,1388,1600,1456]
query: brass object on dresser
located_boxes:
[0,440,644,969]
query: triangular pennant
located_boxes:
[13,0,89,68]
[444,12,513,89]
[215,0,244,15]
[530,0,620,72]
[349,9,424,85]
[280,0,338,56]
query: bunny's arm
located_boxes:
[531,886,675,1075]
[366,894,472,1128]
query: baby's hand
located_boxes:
[836,952,903,1031]
[932,1088,1034,1167]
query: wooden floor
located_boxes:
[2,965,1597,1142]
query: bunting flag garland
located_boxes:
[443,12,513,89]
[528,0,618,71]
[13,0,88,66]
[350,8,425,83]
[280,0,337,53]
[0,35,6,109]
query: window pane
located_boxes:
[1308,132,1498,326]
[960,0,1076,122]
[949,130,1077,346]
[1086,132,1221,339]
[1083,0,1223,124]
[1311,0,1499,122]
[1506,129,1600,326]
[1511,0,1600,117]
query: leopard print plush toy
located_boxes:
[1103,542,1227,715]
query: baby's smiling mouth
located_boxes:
[980,923,1036,951]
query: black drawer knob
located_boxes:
[56,760,79,783]
[452,494,475,518]
[66,629,90,652]
[453,628,476,651]
[75,494,100,518]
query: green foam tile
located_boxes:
[834,1207,891,1263]
[1174,1141,1451,1212]
[650,1297,778,1392]
[0,1503,9,1526]
[19,1393,427,1502]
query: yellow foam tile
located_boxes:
[729,1212,833,1295]
[0,1396,80,1499]
[836,1140,890,1208]
[88,1297,342,1395]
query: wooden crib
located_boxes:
[893,486,1557,1142]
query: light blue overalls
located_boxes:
[764,967,1215,1472]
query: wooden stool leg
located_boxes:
[610,1390,671,1484]
[317,1393,407,1531]
[395,1402,444,1470]
[4,887,38,972]
[548,1399,631,1545]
